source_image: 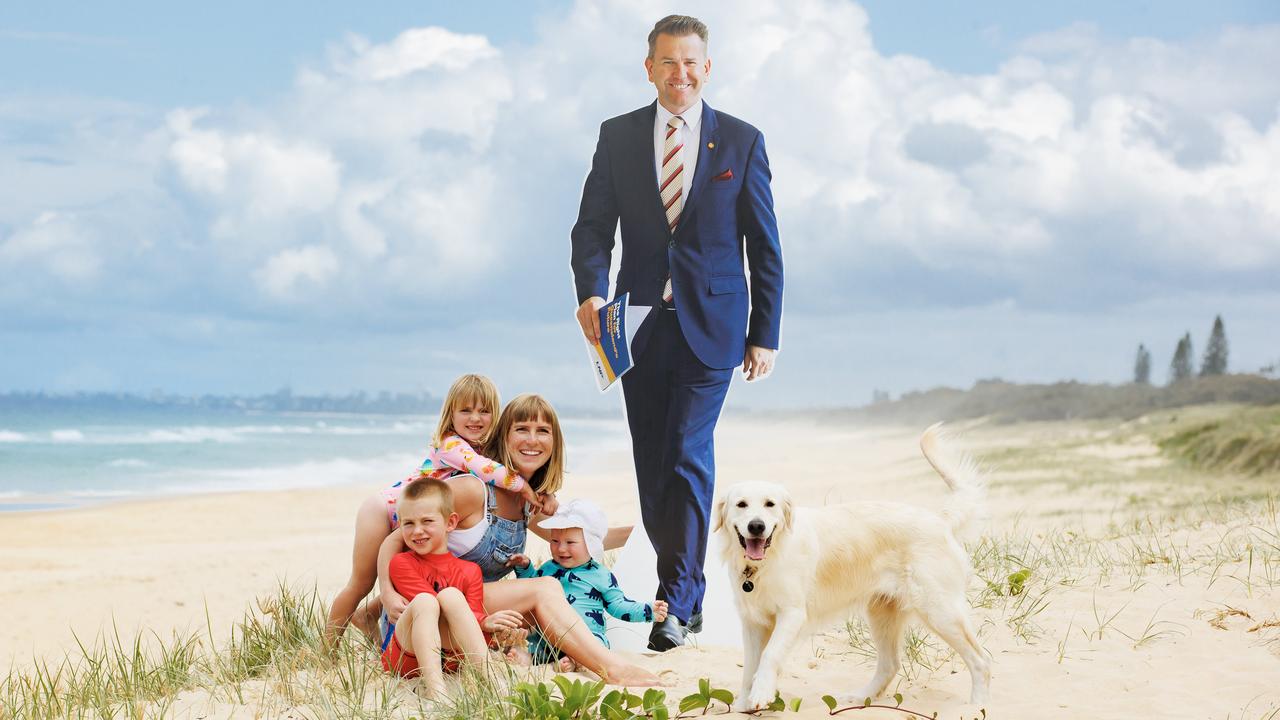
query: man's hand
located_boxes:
[384,590,408,624]
[742,345,777,382]
[481,609,526,634]
[576,296,606,343]
[652,599,669,623]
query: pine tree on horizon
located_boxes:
[1134,343,1152,385]
[1200,315,1229,376]
[1169,333,1193,384]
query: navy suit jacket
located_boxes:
[571,101,783,370]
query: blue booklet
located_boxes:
[587,293,648,391]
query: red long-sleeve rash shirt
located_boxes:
[388,551,488,629]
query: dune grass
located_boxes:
[0,583,450,719]
[828,405,1280,705]
[1159,405,1280,476]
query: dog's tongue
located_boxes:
[745,538,767,561]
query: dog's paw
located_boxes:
[745,685,777,712]
[731,697,754,713]
[838,691,876,706]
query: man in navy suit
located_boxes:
[570,15,784,651]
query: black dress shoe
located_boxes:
[687,611,703,634]
[647,616,688,652]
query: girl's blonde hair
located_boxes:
[486,394,566,496]
[432,374,502,448]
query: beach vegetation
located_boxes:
[843,374,1280,425]
[1158,405,1280,476]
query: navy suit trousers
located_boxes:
[622,309,733,622]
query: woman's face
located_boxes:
[506,414,555,477]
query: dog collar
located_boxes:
[741,566,757,593]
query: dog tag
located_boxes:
[742,580,754,593]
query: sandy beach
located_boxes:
[3,413,1278,718]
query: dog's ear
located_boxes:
[781,491,795,533]
[712,497,726,532]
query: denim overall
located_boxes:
[456,481,530,582]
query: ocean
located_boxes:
[0,405,629,512]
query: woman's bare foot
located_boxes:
[350,604,382,646]
[557,656,579,673]
[600,661,661,687]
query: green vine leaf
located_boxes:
[678,693,707,714]
[822,695,838,711]
[709,688,734,707]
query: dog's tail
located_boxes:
[920,422,987,542]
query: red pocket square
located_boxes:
[712,168,734,181]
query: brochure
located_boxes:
[586,293,649,391]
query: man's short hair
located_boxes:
[647,14,709,58]
[400,477,454,517]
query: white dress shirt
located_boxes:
[653,99,702,211]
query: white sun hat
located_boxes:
[537,498,607,561]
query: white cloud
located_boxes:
[331,27,499,81]
[168,113,341,219]
[167,108,228,195]
[0,211,99,282]
[255,245,339,298]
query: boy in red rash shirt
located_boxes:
[381,478,524,697]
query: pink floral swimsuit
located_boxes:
[381,434,527,527]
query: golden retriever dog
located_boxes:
[713,424,991,712]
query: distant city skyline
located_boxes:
[2,1,1278,409]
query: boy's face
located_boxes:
[548,527,591,568]
[398,496,459,555]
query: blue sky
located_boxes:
[2,1,1278,409]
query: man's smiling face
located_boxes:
[645,32,711,115]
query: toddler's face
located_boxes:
[451,403,493,445]
[548,527,591,568]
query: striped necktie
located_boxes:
[660,115,684,304]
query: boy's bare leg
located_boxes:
[483,577,659,686]
[434,588,489,669]
[398,594,445,699]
